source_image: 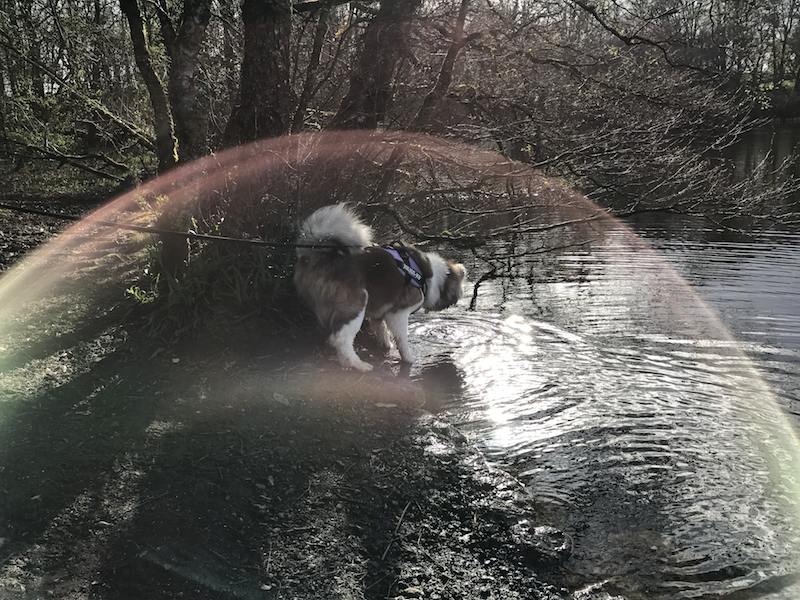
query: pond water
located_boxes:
[731,123,800,182]
[412,214,800,599]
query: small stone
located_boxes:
[511,521,573,565]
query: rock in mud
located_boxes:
[511,520,574,566]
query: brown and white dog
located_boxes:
[293,204,466,371]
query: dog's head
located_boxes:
[423,255,467,312]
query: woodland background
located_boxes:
[2,0,800,226]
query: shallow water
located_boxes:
[412,217,800,599]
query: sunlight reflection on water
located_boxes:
[412,224,800,599]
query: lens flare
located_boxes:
[1,131,798,597]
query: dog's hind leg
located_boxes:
[329,304,373,371]
[368,318,393,352]
[384,309,415,364]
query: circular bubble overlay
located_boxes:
[0,131,799,599]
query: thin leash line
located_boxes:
[0,202,355,250]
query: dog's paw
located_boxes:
[397,346,415,364]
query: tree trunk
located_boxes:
[167,0,213,161]
[291,7,329,133]
[19,7,46,101]
[220,0,239,137]
[155,0,212,278]
[222,0,292,147]
[119,0,178,173]
[412,0,473,130]
[330,0,423,130]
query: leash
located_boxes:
[0,202,349,250]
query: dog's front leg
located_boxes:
[384,310,415,364]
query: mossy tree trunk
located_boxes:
[164,0,213,162]
[122,0,212,274]
[119,0,178,174]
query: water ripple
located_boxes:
[412,224,800,599]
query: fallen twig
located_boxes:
[381,500,412,561]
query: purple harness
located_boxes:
[382,245,426,293]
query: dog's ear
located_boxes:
[450,262,467,283]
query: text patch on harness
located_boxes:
[382,245,426,293]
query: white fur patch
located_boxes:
[422,252,449,310]
[297,204,372,253]
[328,301,372,371]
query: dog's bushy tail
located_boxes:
[296,204,373,254]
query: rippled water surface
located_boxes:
[412,218,800,599]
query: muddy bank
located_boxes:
[0,334,578,599]
[0,191,109,272]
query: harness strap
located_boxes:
[382,245,426,294]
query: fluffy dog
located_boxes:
[293,204,466,371]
